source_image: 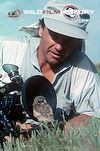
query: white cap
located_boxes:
[20,0,90,39]
[42,1,90,39]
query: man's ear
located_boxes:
[39,25,44,37]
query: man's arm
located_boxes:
[69,114,90,126]
[63,114,90,134]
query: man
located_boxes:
[0,0,100,134]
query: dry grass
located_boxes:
[1,117,100,151]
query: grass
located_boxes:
[1,117,100,151]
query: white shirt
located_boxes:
[0,36,100,120]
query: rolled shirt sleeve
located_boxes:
[70,58,100,117]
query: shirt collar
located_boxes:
[31,37,41,71]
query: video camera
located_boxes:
[0,64,57,141]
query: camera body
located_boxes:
[0,64,57,140]
[0,64,25,138]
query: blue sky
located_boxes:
[0,0,100,63]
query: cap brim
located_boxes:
[19,22,40,37]
[44,18,88,39]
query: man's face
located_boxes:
[38,26,81,66]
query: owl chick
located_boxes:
[32,95,54,122]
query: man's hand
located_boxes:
[16,121,34,140]
[69,114,90,126]
[4,135,11,142]
[3,122,33,142]
[16,121,33,132]
[63,114,90,134]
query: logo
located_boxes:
[63,4,78,20]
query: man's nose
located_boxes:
[55,42,63,51]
